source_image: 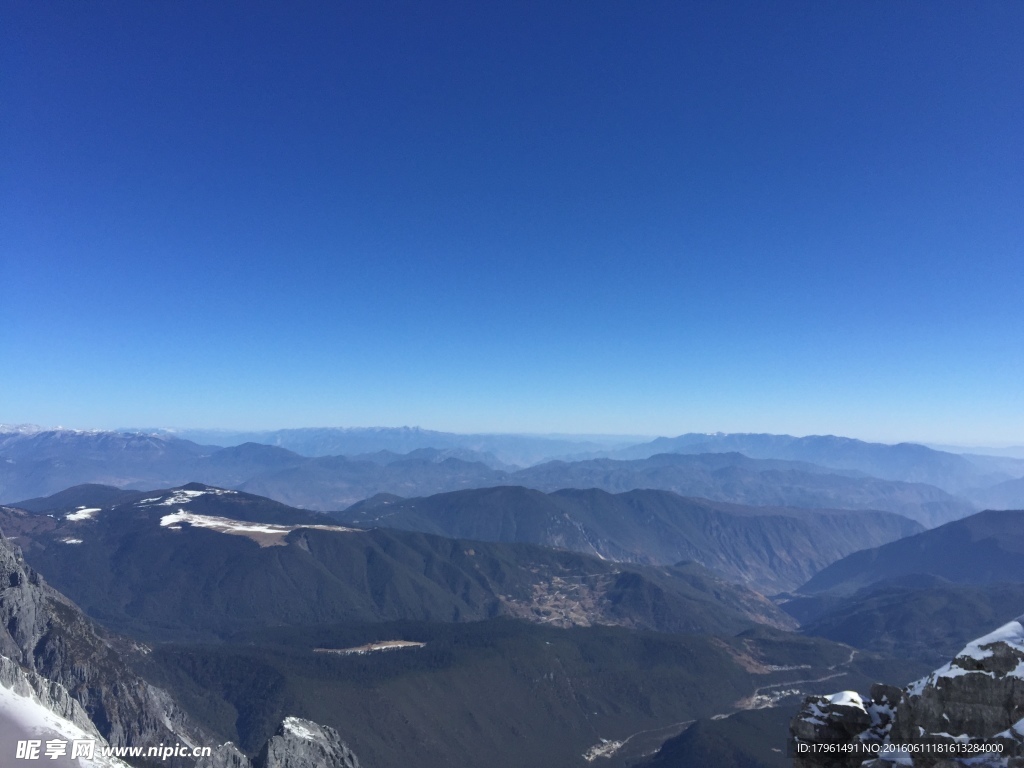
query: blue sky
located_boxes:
[2,1,1022,442]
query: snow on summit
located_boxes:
[907,618,1024,695]
[825,691,867,712]
[282,717,318,740]
[959,619,1024,660]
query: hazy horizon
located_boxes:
[3,420,1024,451]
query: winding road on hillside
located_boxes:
[582,649,860,764]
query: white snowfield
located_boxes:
[314,640,426,656]
[65,508,100,521]
[139,488,238,507]
[159,510,360,546]
[0,667,129,768]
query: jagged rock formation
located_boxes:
[0,652,103,737]
[791,616,1024,766]
[260,717,361,768]
[198,717,361,768]
[0,528,207,756]
[0,653,133,767]
[196,742,252,768]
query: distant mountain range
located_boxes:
[508,453,972,527]
[0,428,987,525]
[929,442,1024,460]
[968,475,1024,511]
[605,432,1024,494]
[335,485,922,593]
[144,426,640,467]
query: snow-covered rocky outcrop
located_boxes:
[198,717,361,768]
[791,617,1024,766]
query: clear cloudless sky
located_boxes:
[2,0,1022,443]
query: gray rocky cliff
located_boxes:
[0,652,102,737]
[198,717,362,768]
[791,617,1024,767]
[258,717,361,768]
[196,741,253,768]
[0,528,208,758]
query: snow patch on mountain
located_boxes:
[159,510,359,546]
[66,508,100,521]
[140,488,237,507]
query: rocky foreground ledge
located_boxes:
[791,617,1024,767]
[198,717,360,768]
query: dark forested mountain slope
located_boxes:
[149,620,908,768]
[335,485,923,593]
[787,577,1024,667]
[0,485,791,642]
[798,508,1024,595]
[12,482,150,512]
[0,478,929,768]
[636,707,796,768]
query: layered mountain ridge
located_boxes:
[0,428,983,525]
[335,485,923,593]
[4,428,1015,528]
